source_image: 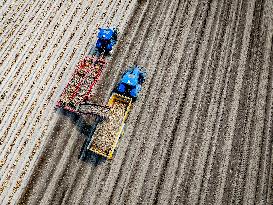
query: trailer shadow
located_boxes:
[78,120,107,166]
[56,107,106,166]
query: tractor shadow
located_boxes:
[56,108,107,166]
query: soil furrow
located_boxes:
[213,0,256,203]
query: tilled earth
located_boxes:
[1,0,273,204]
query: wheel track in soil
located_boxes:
[151,1,216,203]
[1,0,273,204]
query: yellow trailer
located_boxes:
[88,93,132,159]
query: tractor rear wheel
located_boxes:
[117,83,126,93]
[130,88,138,98]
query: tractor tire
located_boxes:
[130,88,138,98]
[117,83,126,93]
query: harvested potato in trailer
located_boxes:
[88,94,132,159]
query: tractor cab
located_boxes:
[96,28,118,54]
[115,66,146,101]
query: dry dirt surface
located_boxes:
[0,0,136,203]
[0,0,273,204]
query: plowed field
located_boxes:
[0,0,273,204]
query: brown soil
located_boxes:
[1,0,273,204]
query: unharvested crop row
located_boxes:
[0,0,36,38]
[0,0,54,65]
[0,1,78,139]
[0,0,134,202]
[0,1,72,101]
[0,1,89,178]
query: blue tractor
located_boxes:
[114,66,146,101]
[95,28,118,55]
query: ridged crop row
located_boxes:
[0,0,136,203]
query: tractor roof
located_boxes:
[98,28,115,40]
